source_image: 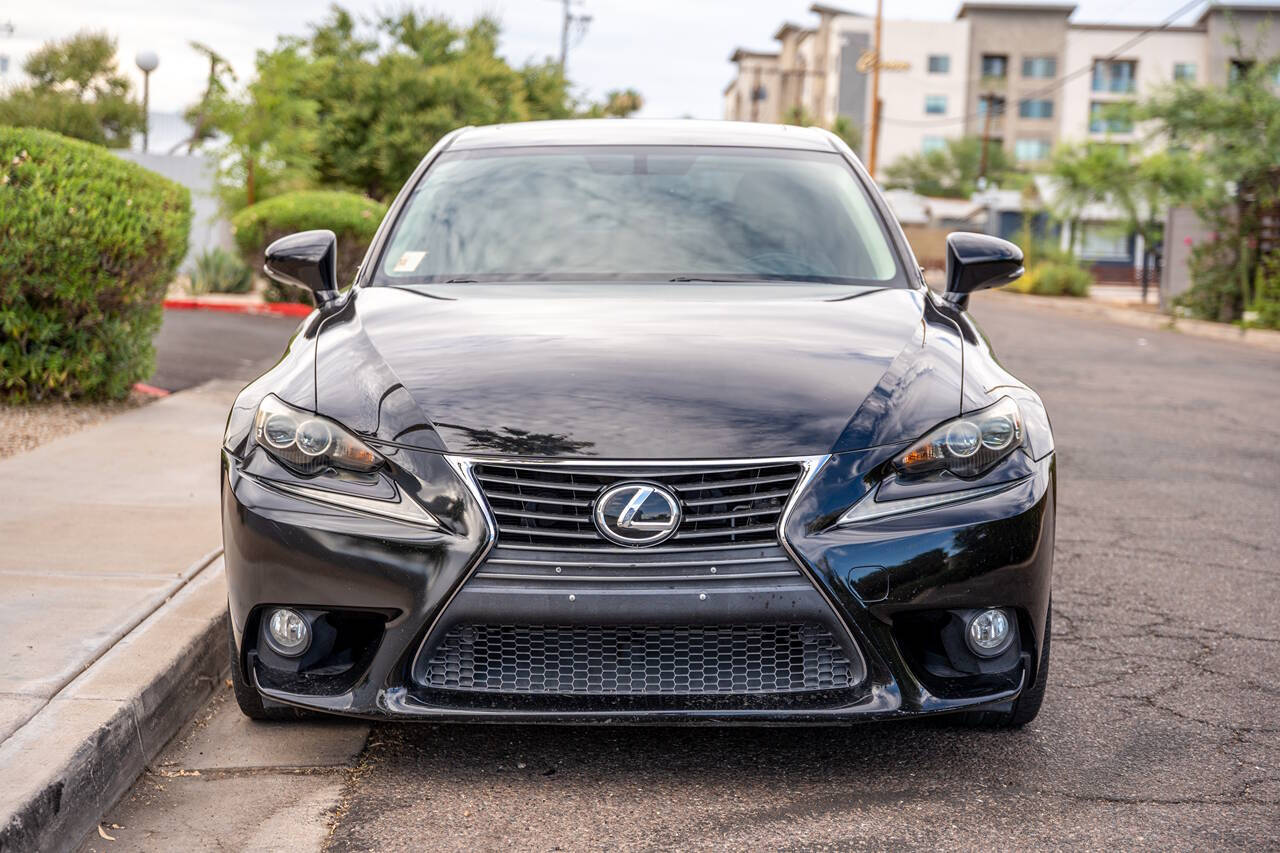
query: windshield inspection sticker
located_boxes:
[393,251,427,273]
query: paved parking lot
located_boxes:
[94,296,1280,851]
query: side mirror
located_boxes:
[943,232,1024,309]
[264,230,340,309]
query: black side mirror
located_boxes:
[264,230,340,309]
[943,232,1024,309]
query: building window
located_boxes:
[1079,224,1131,261]
[1229,59,1254,84]
[924,94,947,115]
[1173,63,1196,82]
[1090,101,1134,134]
[922,136,947,154]
[1022,56,1057,78]
[981,54,1008,79]
[1019,98,1054,119]
[975,94,1005,117]
[1092,59,1137,93]
[1014,138,1052,162]
[0,55,9,75]
[928,54,950,74]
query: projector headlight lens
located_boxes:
[253,395,380,475]
[896,397,1024,478]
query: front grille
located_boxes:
[473,461,803,550]
[423,623,855,695]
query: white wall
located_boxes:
[1060,27,1207,149]
[831,17,971,174]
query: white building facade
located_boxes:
[725,3,1280,178]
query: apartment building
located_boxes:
[725,2,1280,176]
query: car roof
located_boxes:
[450,119,841,152]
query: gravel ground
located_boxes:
[0,393,150,459]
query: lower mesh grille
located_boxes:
[423,623,855,695]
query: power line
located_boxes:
[880,0,1206,128]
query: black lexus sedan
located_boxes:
[221,120,1055,727]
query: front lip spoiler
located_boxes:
[251,668,1026,723]
[405,453,870,689]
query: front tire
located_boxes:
[961,602,1051,728]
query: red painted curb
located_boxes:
[162,298,313,318]
[132,382,171,397]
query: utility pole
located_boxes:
[978,93,1002,184]
[553,0,592,76]
[865,0,884,176]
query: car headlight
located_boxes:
[254,395,381,474]
[895,396,1024,479]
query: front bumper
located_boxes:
[222,447,1054,723]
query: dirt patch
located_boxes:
[0,391,154,459]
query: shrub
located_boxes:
[0,127,191,402]
[231,190,386,303]
[190,247,253,294]
[1009,260,1092,297]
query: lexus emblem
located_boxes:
[593,482,682,546]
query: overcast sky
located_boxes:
[8,0,1241,118]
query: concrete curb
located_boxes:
[989,291,1280,353]
[0,557,227,853]
[163,297,313,318]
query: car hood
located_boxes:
[314,283,964,459]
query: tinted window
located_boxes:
[374,146,902,285]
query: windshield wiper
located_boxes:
[667,276,742,283]
[442,278,478,283]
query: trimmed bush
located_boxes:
[1009,260,1092,297]
[0,127,191,402]
[231,190,386,303]
[190,247,253,294]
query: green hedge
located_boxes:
[0,127,191,402]
[231,191,386,302]
[1009,260,1092,298]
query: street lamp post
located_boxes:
[135,50,158,153]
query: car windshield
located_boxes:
[372,145,904,286]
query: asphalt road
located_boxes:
[93,296,1280,851]
[328,296,1280,851]
[147,309,300,392]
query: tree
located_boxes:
[883,137,1017,198]
[176,42,236,155]
[1139,39,1280,321]
[580,89,644,118]
[1048,142,1201,293]
[780,107,862,156]
[0,32,143,148]
[209,45,321,209]
[197,7,634,207]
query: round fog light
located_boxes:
[266,608,310,656]
[966,608,1011,656]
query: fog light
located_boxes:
[966,608,1011,656]
[265,608,310,657]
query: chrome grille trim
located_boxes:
[410,454,867,690]
[475,459,805,550]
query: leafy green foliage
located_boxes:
[0,32,144,148]
[0,127,191,402]
[1048,142,1201,257]
[1251,251,1280,329]
[190,248,252,294]
[1140,40,1280,322]
[1009,261,1092,297]
[231,190,385,302]
[201,8,622,209]
[780,107,861,153]
[883,137,1018,199]
[200,7,640,209]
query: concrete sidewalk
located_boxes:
[0,381,239,850]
